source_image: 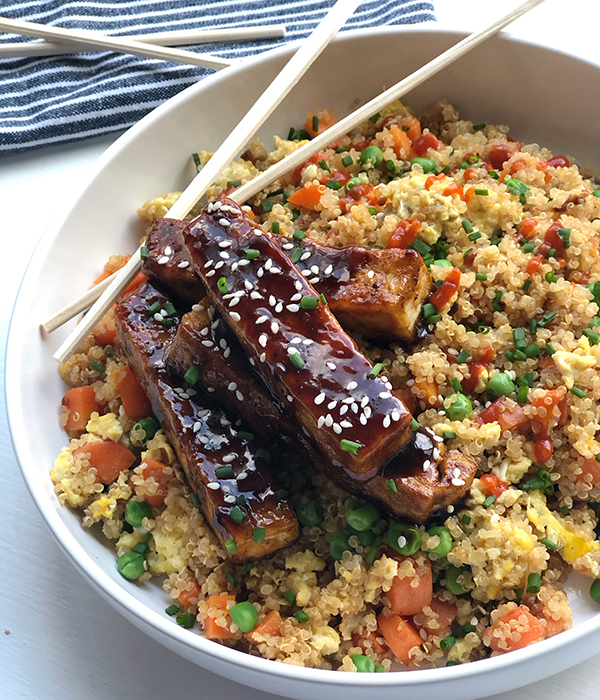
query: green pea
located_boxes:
[229,601,258,633]
[410,157,437,173]
[176,613,196,629]
[131,417,160,446]
[433,259,453,267]
[387,522,422,556]
[590,579,600,605]
[125,499,153,528]
[296,497,323,527]
[345,499,380,531]
[445,565,470,595]
[350,528,376,547]
[330,530,353,561]
[486,372,516,400]
[350,654,375,673]
[444,393,472,421]
[423,526,453,557]
[117,551,145,580]
[345,176,367,192]
[359,146,384,168]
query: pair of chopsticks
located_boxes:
[47,0,546,364]
[0,16,287,69]
[0,24,286,60]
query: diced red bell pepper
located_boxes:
[411,132,442,157]
[480,473,509,498]
[478,397,529,433]
[386,219,422,249]
[429,268,461,309]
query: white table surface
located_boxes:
[2,2,600,698]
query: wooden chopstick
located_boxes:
[49,0,362,363]
[45,0,546,351]
[0,25,286,59]
[0,16,232,70]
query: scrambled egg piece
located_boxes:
[285,551,325,606]
[553,337,597,389]
[309,626,340,655]
[137,191,182,222]
[86,412,123,442]
[527,491,600,564]
[286,550,326,573]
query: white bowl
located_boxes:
[7,26,600,700]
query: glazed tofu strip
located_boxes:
[165,302,477,521]
[114,282,299,560]
[181,198,413,478]
[165,300,298,444]
[142,217,431,341]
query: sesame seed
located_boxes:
[452,478,465,486]
[324,265,333,275]
[265,259,273,271]
[310,265,319,275]
[342,397,354,404]
[260,353,266,363]
[223,348,231,359]
[283,243,295,250]
[244,280,253,290]
[220,251,230,259]
[259,334,268,348]
[379,391,392,399]
[257,267,264,278]
[314,393,326,405]
[204,259,214,269]
[423,460,431,470]
[347,381,358,391]
[287,395,293,402]
[291,337,302,344]
[221,417,231,426]
[340,420,352,429]
[157,256,169,265]
[275,302,283,313]
[291,293,302,302]
[228,382,237,391]
[206,269,216,277]
[237,259,250,267]
[309,277,320,284]
[230,312,241,322]
[447,505,454,513]
[317,416,325,428]
[236,391,244,401]
[300,251,311,261]
[383,415,391,428]
[207,387,215,393]
[333,423,342,434]
[391,410,400,422]
[269,295,276,306]
[287,304,300,312]
[271,267,281,274]
[303,339,314,346]
[326,362,336,370]
[301,269,312,277]
[224,494,236,503]
[256,315,268,325]
[250,291,262,300]
[325,414,333,427]
[219,339,227,349]
[199,434,209,443]
[218,218,231,227]
[207,482,220,490]
[367,270,375,279]
[178,260,190,269]
[229,297,240,308]
[327,400,337,410]
[398,535,407,548]
[193,422,201,432]
[200,327,209,336]
[153,313,162,322]
[295,281,303,291]
[237,472,248,480]
[222,453,236,463]
[215,261,225,269]
[360,415,367,425]
[340,405,348,416]
[271,321,279,334]
[219,240,232,248]
[213,201,222,209]
[201,340,214,347]
[419,629,428,641]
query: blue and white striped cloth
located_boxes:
[0,1,435,153]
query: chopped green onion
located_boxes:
[326,179,342,190]
[104,346,114,358]
[514,349,527,361]
[466,154,479,165]
[545,343,556,356]
[440,635,456,651]
[526,572,542,594]
[505,178,530,196]
[593,188,600,197]
[474,188,489,196]
[469,232,482,241]
[427,314,442,324]
[291,209,300,221]
[583,329,600,345]
[312,115,319,132]
[541,537,558,551]
[462,220,474,234]
[283,589,297,606]
[229,506,245,524]
[461,514,471,525]
[368,362,384,379]
[224,539,237,554]
[147,301,161,314]
[252,526,266,543]
[226,571,238,587]
[319,160,330,172]
[217,276,228,294]
[525,344,541,359]
[489,170,499,180]
[291,247,302,263]
[176,613,196,629]
[475,273,487,281]
[571,386,587,399]
[560,505,571,516]
[216,466,234,479]
[369,112,381,123]
[517,384,529,405]
[293,229,306,243]
[192,152,202,171]
[368,206,377,215]
[140,245,149,261]
[165,604,179,616]
[89,360,104,373]
[473,123,486,131]
[300,296,319,309]
[294,610,310,623]
[443,431,457,440]
[546,248,557,259]
[513,327,527,350]
[341,439,362,455]
[410,239,431,256]
[386,478,398,494]
[410,418,420,431]
[289,350,305,370]
[320,293,328,305]
[271,222,280,235]
[457,349,470,363]
[491,290,504,312]
[191,493,201,509]
[244,248,260,260]
[454,624,477,637]
[261,200,273,213]
[483,495,496,508]
[184,365,199,385]
[538,311,557,328]
[558,227,571,248]
[523,242,535,253]
[163,301,176,316]
[450,377,463,393]
[342,155,353,167]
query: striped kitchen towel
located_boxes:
[0,1,435,154]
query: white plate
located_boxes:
[7,27,600,700]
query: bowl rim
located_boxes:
[7,24,600,688]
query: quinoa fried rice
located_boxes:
[52,99,600,671]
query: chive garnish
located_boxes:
[523,279,533,292]
[475,273,487,281]
[184,365,199,385]
[491,290,504,312]
[326,179,342,190]
[283,589,297,605]
[473,123,486,131]
[523,242,534,253]
[216,466,234,479]
[312,115,319,132]
[545,271,558,283]
[256,448,271,462]
[89,361,104,373]
[319,293,328,305]
[191,493,201,509]
[217,277,228,294]
[294,610,310,623]
[526,572,541,594]
[386,478,398,494]
[230,506,245,524]
[271,222,280,235]
[237,431,255,442]
[319,160,330,172]
[252,526,266,543]
[469,232,482,241]
[140,245,149,261]
[340,439,362,455]
[369,112,381,123]
[538,310,556,328]
[483,495,496,508]
[226,572,238,587]
[545,343,556,356]
[261,200,273,213]
[300,296,319,309]
[456,349,470,363]
[410,418,420,431]
[289,350,305,370]
[368,362,384,379]
[541,537,558,551]
[147,301,161,315]
[165,604,180,616]
[443,431,457,440]
[224,539,237,554]
[291,247,302,263]
[342,155,353,167]
[461,513,471,525]
[244,248,260,260]
[474,189,489,196]
[571,386,587,399]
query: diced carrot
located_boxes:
[139,457,172,507]
[480,473,509,498]
[92,313,117,346]
[287,183,327,211]
[484,605,545,653]
[533,425,554,464]
[481,345,496,363]
[245,610,282,644]
[443,182,464,198]
[178,580,201,607]
[203,595,236,640]
[74,439,136,484]
[526,254,544,275]
[461,360,488,394]
[531,387,567,425]
[62,386,100,437]
[389,126,412,159]
[117,366,152,421]
[478,397,529,433]
[401,116,422,142]
[387,557,432,616]
[488,143,520,170]
[386,219,422,249]
[463,186,476,204]
[462,166,478,182]
[543,221,567,259]
[305,107,336,138]
[519,218,537,238]
[292,152,326,184]
[414,378,441,408]
[429,267,461,309]
[411,132,442,157]
[575,457,600,486]
[378,611,423,665]
[509,158,528,175]
[419,597,457,635]
[425,173,446,190]
[121,271,147,299]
